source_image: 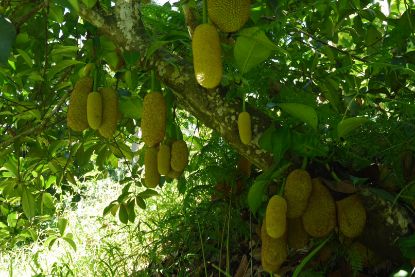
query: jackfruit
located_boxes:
[98,87,119,138]
[287,217,309,250]
[141,92,166,146]
[265,195,287,239]
[87,91,102,130]
[238,111,251,145]
[208,0,251,33]
[67,77,93,131]
[144,146,160,188]
[170,140,189,172]
[261,218,287,273]
[237,155,252,178]
[284,169,312,218]
[302,178,336,238]
[336,194,366,238]
[157,144,171,175]
[192,24,222,89]
[166,169,182,179]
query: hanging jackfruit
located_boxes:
[336,194,366,238]
[67,77,93,131]
[284,169,312,218]
[192,24,222,89]
[98,87,119,138]
[157,144,171,175]
[265,195,287,239]
[207,0,251,33]
[302,178,336,238]
[261,218,287,274]
[287,217,309,250]
[87,91,102,130]
[238,111,251,145]
[145,146,160,188]
[170,140,189,172]
[166,169,182,179]
[141,92,166,146]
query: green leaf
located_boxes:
[81,0,97,9]
[16,49,33,67]
[57,218,68,236]
[135,196,146,209]
[45,235,58,250]
[103,201,117,216]
[0,16,16,65]
[21,186,36,219]
[126,200,136,222]
[62,236,77,252]
[118,204,129,224]
[47,59,83,80]
[337,117,370,138]
[259,126,291,161]
[68,0,79,12]
[138,189,159,199]
[278,103,318,130]
[247,178,267,214]
[49,4,64,23]
[119,96,143,120]
[234,27,277,74]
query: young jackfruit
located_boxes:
[157,144,171,175]
[238,111,251,145]
[302,178,336,238]
[141,92,166,146]
[98,87,119,138]
[261,218,287,274]
[208,0,251,33]
[67,77,93,131]
[170,140,189,172]
[284,169,313,218]
[265,195,287,239]
[166,169,182,179]
[336,194,366,238]
[144,146,160,188]
[287,217,309,250]
[87,91,102,130]
[192,24,222,89]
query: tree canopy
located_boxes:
[0,0,414,275]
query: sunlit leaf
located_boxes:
[278,103,318,130]
[337,117,370,138]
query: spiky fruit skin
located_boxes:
[87,91,102,130]
[170,140,189,172]
[207,0,251,33]
[238,112,251,145]
[302,178,336,238]
[98,87,119,138]
[144,146,160,188]
[157,144,171,175]
[336,194,366,238]
[261,218,287,273]
[67,77,93,131]
[287,217,309,250]
[192,24,222,89]
[237,155,252,178]
[265,195,287,239]
[284,169,313,218]
[141,92,166,146]
[166,169,181,179]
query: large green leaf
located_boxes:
[119,96,143,120]
[337,117,370,138]
[21,186,36,219]
[0,16,16,65]
[278,103,318,130]
[234,27,277,74]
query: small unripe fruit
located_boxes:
[265,195,287,239]
[238,111,251,145]
[144,146,160,188]
[157,144,171,175]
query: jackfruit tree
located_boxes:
[0,0,414,276]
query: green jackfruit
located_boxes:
[302,178,336,238]
[157,144,171,175]
[287,217,309,250]
[144,146,160,188]
[141,92,166,146]
[238,111,251,145]
[336,194,366,238]
[171,140,189,172]
[98,87,119,138]
[192,24,222,89]
[166,169,182,179]
[265,195,287,239]
[87,91,102,130]
[67,77,93,131]
[284,169,313,218]
[208,0,251,33]
[261,218,287,274]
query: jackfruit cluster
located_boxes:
[67,77,93,132]
[192,24,222,89]
[87,91,102,130]
[141,92,166,147]
[170,140,189,173]
[238,111,251,145]
[261,218,287,274]
[301,178,336,238]
[265,195,287,239]
[284,169,312,218]
[98,87,119,138]
[336,194,366,238]
[144,146,160,188]
[287,217,309,250]
[207,0,251,33]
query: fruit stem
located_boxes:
[301,156,308,170]
[93,65,98,92]
[151,70,156,92]
[202,0,208,24]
